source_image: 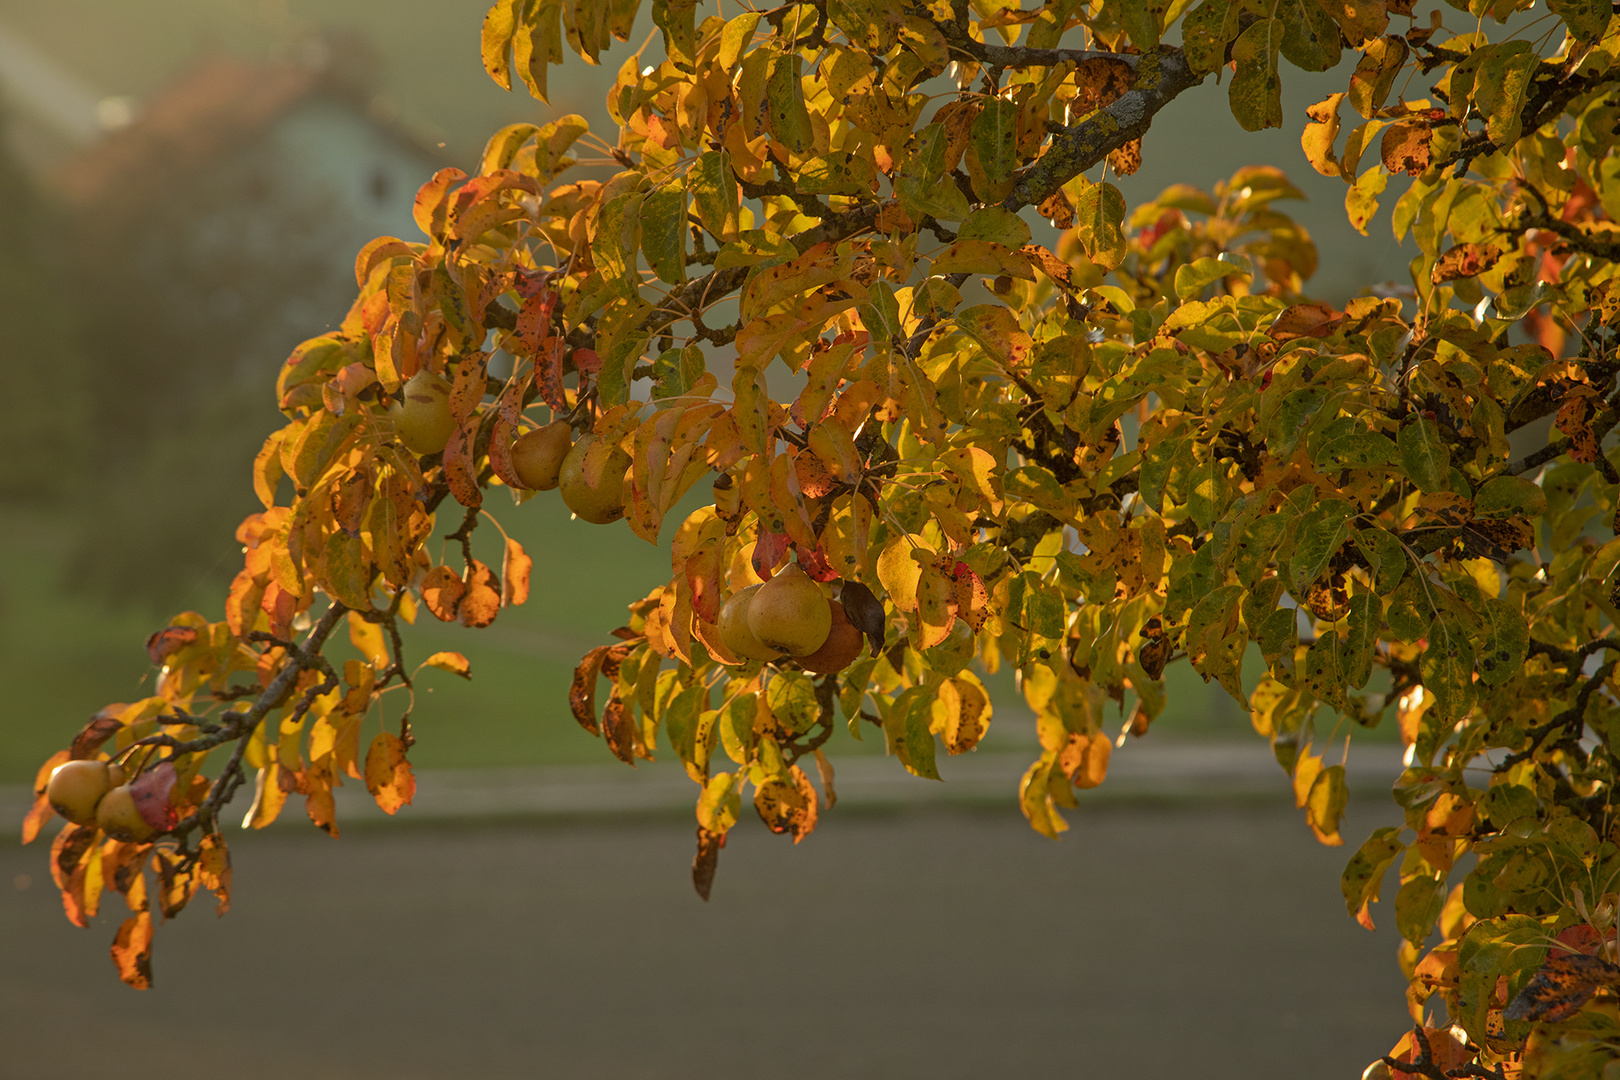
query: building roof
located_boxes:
[55,44,446,218]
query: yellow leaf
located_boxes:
[420,651,473,679]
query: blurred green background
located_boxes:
[0,0,1407,784]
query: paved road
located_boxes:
[1,796,1407,1080]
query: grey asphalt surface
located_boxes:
[1,784,1408,1080]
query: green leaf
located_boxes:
[1266,386,1331,460]
[1069,176,1128,269]
[639,180,687,285]
[1341,825,1404,923]
[1474,43,1538,149]
[1395,874,1445,944]
[1173,253,1253,299]
[1421,615,1477,721]
[652,0,698,70]
[1548,0,1612,42]
[1181,0,1236,75]
[1352,525,1408,592]
[592,192,643,299]
[969,100,1019,190]
[1473,475,1546,518]
[1475,597,1528,687]
[717,11,761,69]
[1279,0,1341,71]
[1233,513,1290,587]
[1348,35,1408,119]
[1479,783,1537,828]
[1119,0,1162,50]
[766,52,814,154]
[690,150,739,241]
[1303,633,1345,707]
[1316,430,1399,471]
[1385,574,1432,642]
[1287,500,1354,593]
[1229,19,1283,131]
[957,207,1032,248]
[766,671,821,734]
[799,152,877,195]
[896,175,973,222]
[1343,592,1378,689]
[1397,417,1450,493]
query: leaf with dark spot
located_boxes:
[1506,952,1620,1022]
[840,580,887,656]
[692,826,724,901]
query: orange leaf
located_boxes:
[421,651,473,678]
[421,565,465,621]
[502,537,532,607]
[459,559,502,628]
[364,732,415,815]
[569,645,612,735]
[111,911,154,989]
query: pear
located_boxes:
[797,600,863,673]
[511,420,573,490]
[46,760,125,825]
[747,563,832,657]
[718,585,783,662]
[558,435,632,524]
[96,783,155,843]
[389,369,456,456]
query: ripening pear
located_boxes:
[717,585,783,662]
[558,435,632,524]
[797,599,863,674]
[96,784,155,843]
[510,420,573,490]
[747,563,832,657]
[389,369,456,455]
[46,760,125,825]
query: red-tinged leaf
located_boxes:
[752,529,791,579]
[692,825,725,901]
[364,732,415,815]
[129,763,178,834]
[1557,391,1602,463]
[685,542,725,622]
[145,626,198,666]
[421,565,465,621]
[459,559,502,628]
[573,347,601,374]
[513,286,557,354]
[1430,242,1502,284]
[111,911,154,989]
[502,537,532,607]
[198,834,231,916]
[602,690,637,765]
[570,646,612,735]
[753,765,819,842]
[948,561,991,631]
[413,167,467,239]
[535,336,567,410]
[797,543,839,582]
[420,651,473,678]
[1505,952,1620,1022]
[442,421,484,508]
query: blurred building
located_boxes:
[0,22,446,605]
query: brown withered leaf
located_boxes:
[1431,242,1502,284]
[569,645,613,735]
[153,848,201,919]
[1108,137,1143,177]
[111,911,154,989]
[692,825,725,901]
[145,626,198,666]
[840,580,888,657]
[330,465,373,536]
[1556,390,1602,463]
[71,709,125,761]
[1505,952,1620,1022]
[441,422,484,508]
[421,564,466,622]
[501,537,531,607]
[1137,616,1170,679]
[813,747,838,809]
[754,765,819,842]
[795,451,840,498]
[1269,302,1344,341]
[601,690,637,765]
[364,732,415,815]
[948,560,991,631]
[1038,189,1075,229]
[1058,731,1112,789]
[1020,244,1073,287]
[1380,123,1430,176]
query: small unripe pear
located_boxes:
[558,435,632,524]
[747,563,832,657]
[797,600,863,674]
[510,420,573,490]
[389,370,456,455]
[718,585,782,662]
[96,783,156,843]
[46,760,124,825]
